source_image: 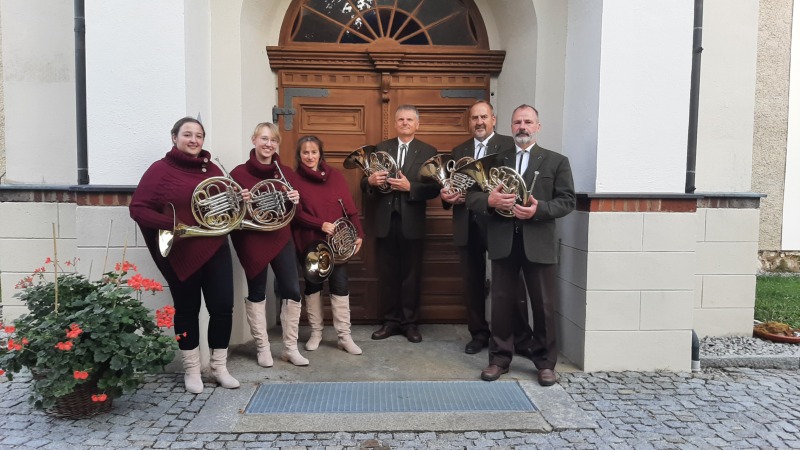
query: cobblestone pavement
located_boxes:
[1,368,799,449]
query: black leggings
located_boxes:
[158,244,234,351]
[246,240,301,302]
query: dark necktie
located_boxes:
[398,143,407,169]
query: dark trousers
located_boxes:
[377,212,423,330]
[158,243,234,351]
[305,263,349,296]
[489,233,558,370]
[461,218,533,347]
[247,240,301,302]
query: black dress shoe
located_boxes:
[405,326,422,343]
[371,325,401,340]
[465,338,488,354]
[480,364,508,382]
[537,368,557,386]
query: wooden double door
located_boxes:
[276,70,490,323]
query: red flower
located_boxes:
[21,337,29,345]
[115,261,138,273]
[155,306,176,328]
[44,257,52,264]
[54,341,74,351]
[73,370,89,380]
[91,394,108,402]
[0,369,5,376]
[65,323,83,339]
[7,339,22,351]
[4,325,15,333]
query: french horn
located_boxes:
[302,200,359,283]
[241,163,297,231]
[158,158,246,257]
[343,145,398,193]
[455,154,531,218]
[419,154,477,196]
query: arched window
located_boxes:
[288,0,483,47]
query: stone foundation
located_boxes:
[759,250,800,273]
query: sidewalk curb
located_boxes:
[701,355,800,370]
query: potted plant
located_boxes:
[0,258,178,418]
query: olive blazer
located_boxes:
[466,143,576,263]
[360,138,440,239]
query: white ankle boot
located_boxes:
[245,299,273,367]
[304,292,323,351]
[180,348,204,393]
[209,348,240,389]
[280,299,309,366]
[331,294,362,355]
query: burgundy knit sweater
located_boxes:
[230,150,299,280]
[292,160,364,254]
[129,147,228,281]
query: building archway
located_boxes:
[266,0,505,322]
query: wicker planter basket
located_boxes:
[32,372,113,419]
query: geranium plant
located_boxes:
[0,258,177,411]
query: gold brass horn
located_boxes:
[300,199,359,283]
[241,163,297,231]
[446,156,477,195]
[343,145,397,193]
[455,154,530,218]
[302,240,334,284]
[419,154,453,191]
[328,199,359,263]
[158,159,246,257]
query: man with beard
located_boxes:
[441,100,535,356]
[466,104,575,386]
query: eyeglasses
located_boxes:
[259,137,279,145]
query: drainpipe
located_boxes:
[685,0,703,194]
[75,0,89,185]
[687,0,704,372]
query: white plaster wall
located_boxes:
[531,0,567,153]
[782,0,800,250]
[562,0,601,193]
[85,0,187,185]
[490,0,539,132]
[594,0,693,193]
[0,1,76,185]
[695,0,759,193]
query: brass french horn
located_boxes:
[302,200,359,283]
[241,163,297,231]
[455,154,531,218]
[158,158,246,257]
[343,145,398,193]
[419,154,478,196]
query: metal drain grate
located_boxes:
[245,381,536,414]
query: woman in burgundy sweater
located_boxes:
[292,136,364,355]
[230,122,308,367]
[129,117,245,394]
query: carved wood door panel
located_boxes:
[277,71,488,322]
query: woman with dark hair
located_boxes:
[292,135,364,355]
[230,122,309,367]
[130,116,247,394]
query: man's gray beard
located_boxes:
[514,134,534,147]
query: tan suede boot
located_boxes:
[245,299,273,367]
[180,348,204,394]
[280,299,309,366]
[209,348,240,389]
[331,294,362,355]
[304,292,323,351]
